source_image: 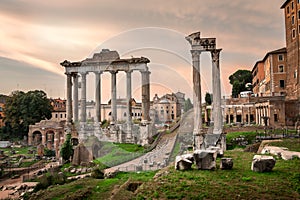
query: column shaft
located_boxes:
[126,71,132,125]
[66,73,73,123]
[141,71,150,121]
[73,74,79,122]
[211,49,222,134]
[111,71,117,122]
[95,72,102,123]
[191,50,202,149]
[80,73,87,122]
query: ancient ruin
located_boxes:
[185,31,226,153]
[60,49,154,146]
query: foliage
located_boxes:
[91,167,104,179]
[3,90,52,139]
[229,70,252,98]
[205,92,212,105]
[184,98,193,112]
[60,133,73,162]
[44,148,55,157]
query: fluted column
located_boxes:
[141,70,151,121]
[66,73,73,123]
[126,70,133,138]
[191,50,202,149]
[95,72,102,123]
[73,73,79,122]
[111,71,117,122]
[211,49,222,134]
[80,72,87,123]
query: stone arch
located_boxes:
[32,130,42,146]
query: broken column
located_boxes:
[193,149,217,170]
[251,155,276,172]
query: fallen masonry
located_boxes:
[251,155,276,172]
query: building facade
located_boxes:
[151,93,182,124]
[252,48,287,97]
[281,0,300,101]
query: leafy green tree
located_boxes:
[184,98,193,112]
[60,133,73,162]
[229,70,252,98]
[205,92,212,105]
[4,90,52,138]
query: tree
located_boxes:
[184,98,193,112]
[229,70,252,98]
[60,133,73,162]
[4,90,52,138]
[205,92,212,105]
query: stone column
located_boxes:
[80,72,87,123]
[66,73,73,123]
[111,71,117,122]
[141,70,151,122]
[73,73,79,122]
[126,70,133,140]
[191,50,203,149]
[211,49,222,134]
[255,107,258,125]
[248,107,251,125]
[95,72,102,123]
[233,107,237,124]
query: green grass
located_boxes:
[26,139,300,200]
[136,147,300,200]
[93,142,145,167]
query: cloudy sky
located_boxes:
[0,0,286,102]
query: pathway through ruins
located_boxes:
[107,110,194,172]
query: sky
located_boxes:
[0,0,287,102]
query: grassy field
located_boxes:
[93,142,146,167]
[26,138,300,200]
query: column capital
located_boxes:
[94,71,103,75]
[210,48,222,63]
[110,70,118,74]
[79,72,88,76]
[191,50,201,60]
[140,70,151,75]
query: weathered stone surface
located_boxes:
[72,143,92,166]
[104,168,119,179]
[261,146,300,160]
[193,150,217,170]
[251,155,276,172]
[37,144,44,157]
[220,158,233,170]
[175,154,194,170]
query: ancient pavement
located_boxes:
[106,110,194,172]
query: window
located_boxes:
[55,114,58,118]
[278,54,283,61]
[0,107,2,112]
[298,10,300,19]
[280,80,285,88]
[274,114,278,122]
[278,65,284,72]
[292,29,296,38]
[292,15,295,25]
[295,70,298,78]
[60,114,63,118]
[292,2,294,10]
[287,6,290,14]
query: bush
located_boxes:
[91,167,104,179]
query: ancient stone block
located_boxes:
[220,158,233,170]
[175,154,194,170]
[251,155,276,172]
[193,150,217,170]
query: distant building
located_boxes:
[252,48,287,97]
[151,93,182,124]
[50,98,67,121]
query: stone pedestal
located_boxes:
[251,155,276,172]
[175,154,194,170]
[220,158,233,170]
[193,149,217,170]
